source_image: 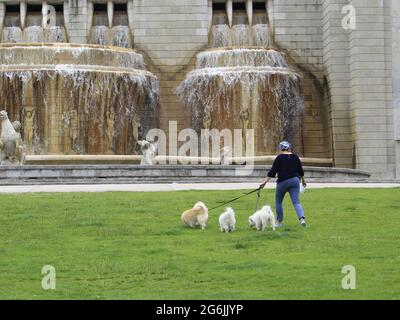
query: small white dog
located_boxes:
[248,205,276,231]
[181,201,209,230]
[218,207,236,232]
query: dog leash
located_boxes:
[254,188,261,212]
[209,187,262,212]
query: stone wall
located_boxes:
[273,0,330,159]
[321,0,353,169]
[319,0,395,177]
[129,0,209,134]
[348,0,393,178]
[67,0,89,43]
[392,0,400,178]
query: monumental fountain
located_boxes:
[0,43,159,156]
[0,1,371,184]
[177,12,303,155]
[0,1,159,159]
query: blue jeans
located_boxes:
[275,177,305,222]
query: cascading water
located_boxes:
[210,23,271,48]
[89,25,132,49]
[23,26,44,43]
[89,26,112,46]
[197,49,287,68]
[2,26,67,43]
[177,47,304,155]
[112,26,132,48]
[232,25,250,46]
[0,44,160,155]
[210,24,231,47]
[2,27,23,43]
[2,13,67,44]
[46,27,67,43]
[88,11,132,49]
[252,24,269,47]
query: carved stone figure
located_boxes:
[106,109,115,154]
[202,109,212,130]
[240,108,250,131]
[12,120,26,165]
[239,108,250,151]
[0,110,25,165]
[137,140,157,165]
[131,113,141,149]
[220,146,230,165]
[23,107,35,152]
[69,109,78,152]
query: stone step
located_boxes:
[0,164,372,185]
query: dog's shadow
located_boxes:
[244,225,304,238]
[232,227,304,250]
[153,228,185,236]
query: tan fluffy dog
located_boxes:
[181,201,209,230]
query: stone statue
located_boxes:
[69,109,78,152]
[0,110,25,165]
[131,113,141,149]
[220,146,230,165]
[202,109,212,129]
[138,140,157,165]
[12,121,26,165]
[239,108,250,151]
[23,107,35,152]
[106,109,115,154]
[240,108,250,131]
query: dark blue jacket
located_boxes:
[267,153,304,183]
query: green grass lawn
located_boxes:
[0,188,399,300]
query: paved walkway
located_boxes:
[0,182,399,193]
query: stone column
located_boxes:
[0,3,5,38]
[207,0,212,34]
[107,1,113,29]
[349,0,390,177]
[246,0,253,27]
[267,0,274,35]
[392,0,400,178]
[321,0,353,168]
[20,1,27,30]
[64,1,70,39]
[226,0,233,28]
[127,0,135,44]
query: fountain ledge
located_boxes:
[0,42,139,53]
[0,161,371,186]
[23,155,333,166]
[0,64,156,77]
[202,46,280,52]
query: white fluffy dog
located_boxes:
[218,207,236,232]
[181,201,209,230]
[248,205,276,231]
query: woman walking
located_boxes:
[260,141,307,227]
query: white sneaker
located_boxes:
[300,218,307,227]
[275,222,284,228]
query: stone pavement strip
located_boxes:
[0,183,399,193]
